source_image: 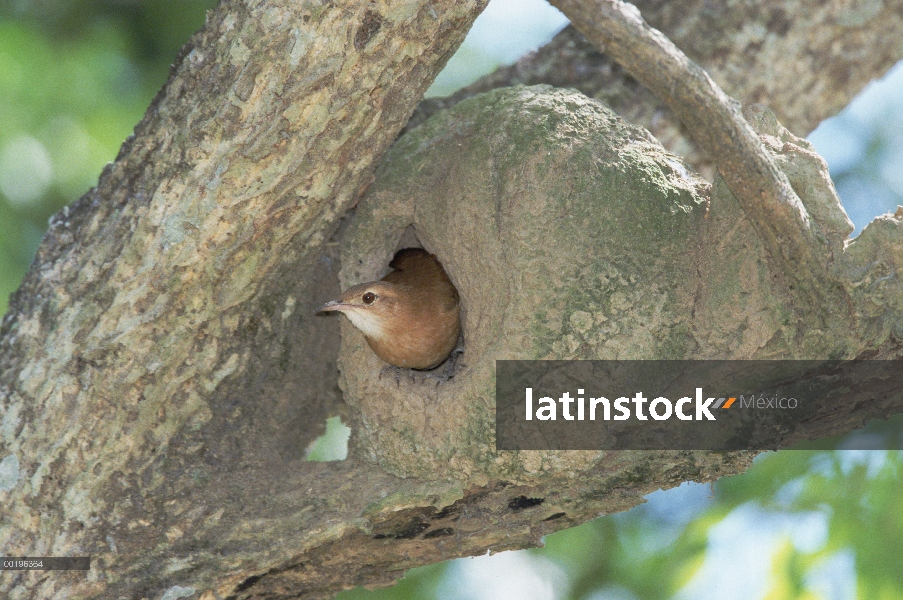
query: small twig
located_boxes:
[549,0,840,311]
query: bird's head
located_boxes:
[316,281,400,340]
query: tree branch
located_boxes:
[410,0,903,178]
[2,1,901,598]
[548,0,846,320]
[0,0,488,597]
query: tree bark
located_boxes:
[1,1,902,599]
[0,0,489,597]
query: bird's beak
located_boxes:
[316,299,346,313]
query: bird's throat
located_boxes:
[342,309,388,341]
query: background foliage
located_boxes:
[1,1,901,598]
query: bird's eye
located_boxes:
[362,292,376,304]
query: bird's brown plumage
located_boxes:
[317,249,461,370]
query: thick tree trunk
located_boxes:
[1,1,903,599]
[0,0,489,597]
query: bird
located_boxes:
[317,248,462,372]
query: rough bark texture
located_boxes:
[1,1,903,599]
[0,0,489,597]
